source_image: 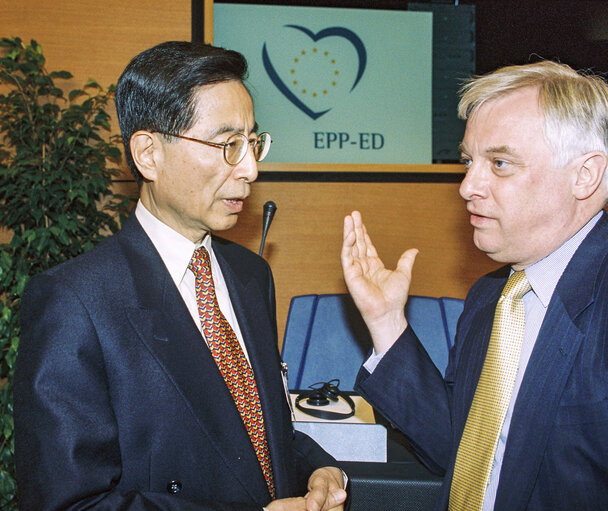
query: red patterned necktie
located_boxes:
[189,246,275,498]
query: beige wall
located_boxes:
[2,0,191,93]
[2,1,500,343]
[1,0,192,181]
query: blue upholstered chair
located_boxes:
[439,296,465,349]
[281,293,464,391]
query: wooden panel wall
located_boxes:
[1,0,192,182]
[1,0,192,94]
[2,1,500,344]
[0,1,191,241]
[221,180,499,341]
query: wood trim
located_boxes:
[204,0,214,44]
[257,162,464,173]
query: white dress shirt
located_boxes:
[136,201,341,508]
[135,200,252,362]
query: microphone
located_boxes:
[259,200,277,257]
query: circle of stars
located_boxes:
[290,47,339,99]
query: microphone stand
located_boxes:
[259,201,277,257]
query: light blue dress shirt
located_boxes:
[482,210,601,509]
[364,211,602,510]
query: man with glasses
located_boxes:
[14,41,347,511]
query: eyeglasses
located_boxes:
[156,131,272,166]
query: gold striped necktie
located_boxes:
[449,270,531,510]
[189,246,276,498]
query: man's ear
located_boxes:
[573,152,608,200]
[130,131,163,182]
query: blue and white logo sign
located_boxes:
[214,5,432,164]
[262,25,366,120]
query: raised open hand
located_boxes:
[341,211,418,353]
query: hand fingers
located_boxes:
[342,212,370,274]
[304,486,324,511]
[396,248,419,276]
[305,467,347,511]
[343,213,354,243]
[360,222,379,259]
[325,488,347,509]
[305,487,346,511]
[341,216,357,271]
[265,496,307,510]
[352,212,368,260]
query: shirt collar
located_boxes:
[523,211,602,307]
[135,201,211,287]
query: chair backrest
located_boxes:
[281,293,464,391]
[281,294,319,384]
[292,294,371,391]
[404,296,450,377]
[439,296,465,349]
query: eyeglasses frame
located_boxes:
[154,131,271,166]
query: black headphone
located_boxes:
[295,379,356,420]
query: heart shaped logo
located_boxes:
[262,25,367,120]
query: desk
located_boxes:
[292,391,443,510]
[343,432,443,511]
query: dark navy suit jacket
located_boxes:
[14,214,334,510]
[356,212,608,511]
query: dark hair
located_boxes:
[115,41,248,182]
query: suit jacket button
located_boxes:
[167,480,182,494]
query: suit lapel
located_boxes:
[448,267,508,437]
[118,216,270,503]
[212,240,291,493]
[438,272,506,509]
[495,213,608,511]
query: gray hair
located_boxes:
[458,61,608,171]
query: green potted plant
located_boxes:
[0,36,130,508]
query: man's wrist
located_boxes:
[367,313,407,353]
